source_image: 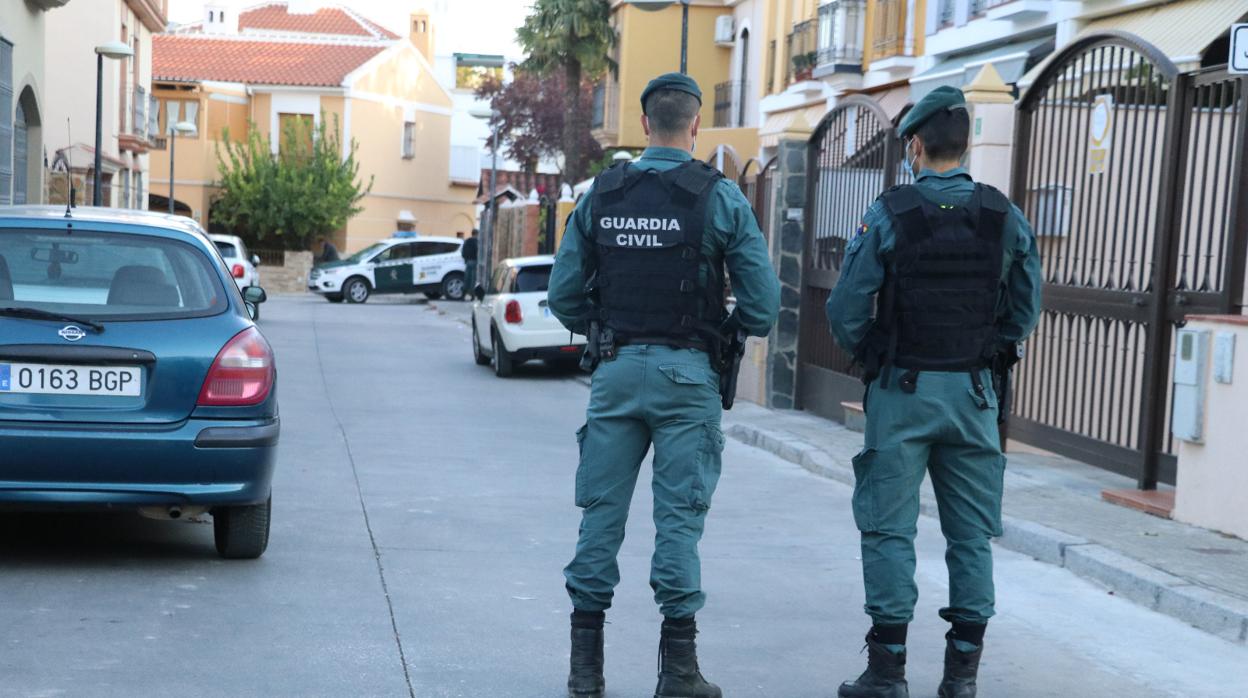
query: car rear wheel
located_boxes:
[492,331,515,378]
[472,320,490,366]
[441,272,466,301]
[214,495,271,559]
[344,277,370,304]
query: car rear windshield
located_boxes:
[514,265,553,293]
[214,240,238,258]
[0,227,228,321]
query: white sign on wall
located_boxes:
[1088,94,1114,175]
[1231,24,1248,74]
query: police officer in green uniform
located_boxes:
[827,86,1042,698]
[548,72,779,698]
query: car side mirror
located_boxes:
[251,254,261,267]
[243,286,268,304]
[472,284,486,301]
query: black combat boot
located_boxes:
[837,625,910,698]
[654,616,721,698]
[568,610,605,698]
[937,624,985,698]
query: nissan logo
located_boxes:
[58,325,87,342]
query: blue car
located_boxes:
[0,206,277,558]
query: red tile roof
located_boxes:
[237,3,398,39]
[153,35,388,87]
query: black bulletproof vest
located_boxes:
[877,183,1008,371]
[589,160,725,344]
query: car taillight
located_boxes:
[232,264,246,279]
[197,327,275,406]
[504,299,523,324]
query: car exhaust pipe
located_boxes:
[138,505,208,521]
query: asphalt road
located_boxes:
[2,294,1246,698]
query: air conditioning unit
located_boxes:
[714,16,735,46]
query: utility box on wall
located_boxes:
[1172,328,1210,442]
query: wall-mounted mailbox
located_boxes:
[1172,328,1210,442]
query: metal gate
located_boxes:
[1011,31,1248,488]
[798,95,907,420]
[742,157,777,243]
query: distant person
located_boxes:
[461,229,479,298]
[316,236,340,264]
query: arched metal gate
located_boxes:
[1010,31,1248,488]
[798,96,908,419]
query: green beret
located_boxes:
[898,86,967,139]
[641,72,703,113]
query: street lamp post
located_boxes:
[167,120,196,214]
[629,0,691,74]
[93,41,134,206]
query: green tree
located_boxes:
[211,114,373,250]
[517,0,616,183]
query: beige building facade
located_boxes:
[150,2,476,253]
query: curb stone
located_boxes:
[725,421,1248,644]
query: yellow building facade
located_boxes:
[150,4,476,253]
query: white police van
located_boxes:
[307,233,466,304]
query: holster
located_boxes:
[717,328,748,410]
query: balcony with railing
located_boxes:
[132,85,149,140]
[971,0,1015,17]
[785,18,820,84]
[712,81,750,128]
[815,0,865,75]
[119,85,153,153]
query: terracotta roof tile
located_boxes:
[153,35,387,86]
[237,3,398,39]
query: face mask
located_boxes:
[904,138,919,177]
[690,138,697,155]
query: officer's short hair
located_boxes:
[644,89,700,138]
[915,108,970,162]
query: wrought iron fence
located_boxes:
[712,81,749,128]
[938,0,955,27]
[252,249,288,267]
[1009,34,1248,489]
[713,81,734,128]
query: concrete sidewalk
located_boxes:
[721,401,1248,644]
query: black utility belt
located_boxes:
[881,363,989,395]
[615,336,710,353]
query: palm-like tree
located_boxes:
[517,0,616,183]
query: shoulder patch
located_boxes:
[855,222,869,238]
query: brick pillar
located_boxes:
[965,63,1016,192]
[766,130,811,409]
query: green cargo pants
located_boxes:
[564,345,725,619]
[853,368,1006,627]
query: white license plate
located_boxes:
[0,362,142,397]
